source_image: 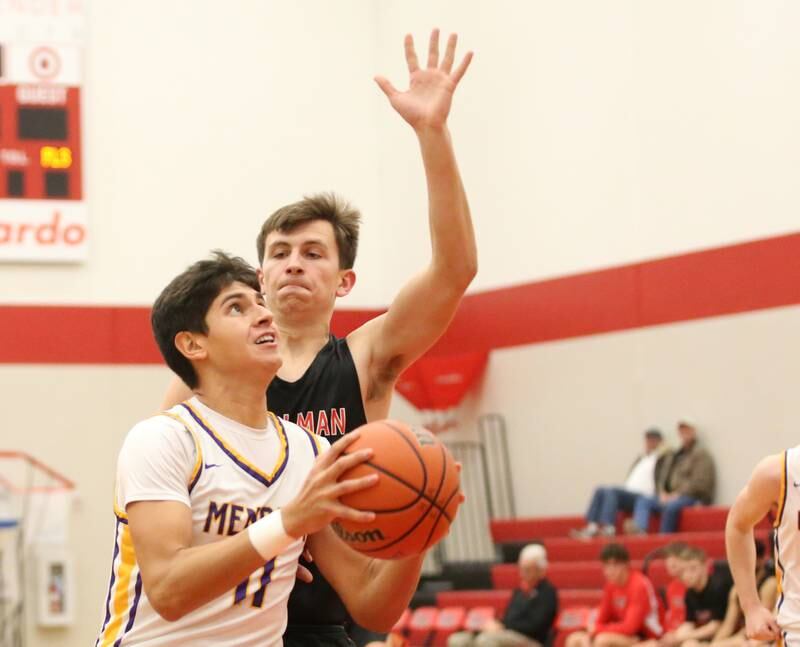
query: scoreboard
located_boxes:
[0,1,86,262]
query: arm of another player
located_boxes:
[306,525,425,632]
[160,375,193,410]
[725,452,783,641]
[128,431,376,621]
[352,30,477,390]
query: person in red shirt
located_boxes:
[567,544,664,647]
[662,542,689,632]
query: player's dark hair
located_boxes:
[600,543,630,563]
[151,251,260,389]
[256,192,361,269]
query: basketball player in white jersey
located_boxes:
[96,252,431,646]
[725,451,787,644]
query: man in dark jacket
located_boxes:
[448,544,558,647]
[630,421,715,533]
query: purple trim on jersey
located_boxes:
[180,403,289,489]
[303,429,320,457]
[114,573,143,647]
[96,518,122,644]
[188,463,203,494]
[778,450,789,527]
[776,530,786,613]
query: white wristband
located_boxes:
[247,509,295,560]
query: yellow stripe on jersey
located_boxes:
[162,410,204,491]
[296,418,324,455]
[183,402,288,484]
[99,522,138,647]
[775,450,789,528]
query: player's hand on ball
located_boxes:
[282,431,378,538]
[744,605,780,641]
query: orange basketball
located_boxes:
[333,420,461,559]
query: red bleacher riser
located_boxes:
[543,529,770,562]
[436,588,603,613]
[491,560,676,590]
[491,516,584,542]
[408,607,439,647]
[491,507,770,542]
[436,589,512,616]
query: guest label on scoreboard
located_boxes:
[0,1,87,263]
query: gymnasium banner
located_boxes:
[395,351,489,411]
[0,0,87,262]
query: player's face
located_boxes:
[259,220,355,320]
[602,560,628,586]
[202,282,281,377]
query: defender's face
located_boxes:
[259,220,349,318]
[202,282,281,376]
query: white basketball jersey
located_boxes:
[96,398,325,646]
[775,446,800,634]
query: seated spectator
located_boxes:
[448,544,557,647]
[634,543,688,647]
[566,544,664,647]
[630,422,715,534]
[571,429,668,539]
[656,546,732,647]
[683,540,776,647]
[662,543,689,632]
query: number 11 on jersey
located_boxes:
[233,558,276,608]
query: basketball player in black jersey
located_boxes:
[164,29,476,647]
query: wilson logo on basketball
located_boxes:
[332,522,385,543]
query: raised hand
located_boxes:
[375,28,473,131]
[282,431,378,538]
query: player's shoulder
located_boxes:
[122,410,194,451]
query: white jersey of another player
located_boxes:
[774,446,800,636]
[95,397,326,647]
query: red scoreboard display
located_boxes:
[0,2,87,262]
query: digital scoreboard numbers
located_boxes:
[0,1,87,262]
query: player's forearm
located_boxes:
[353,554,425,631]
[725,517,761,612]
[416,126,477,289]
[145,533,270,621]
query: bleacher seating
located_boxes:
[394,506,769,647]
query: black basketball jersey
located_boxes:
[267,334,367,626]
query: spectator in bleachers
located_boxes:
[629,422,715,534]
[571,429,669,539]
[661,543,689,633]
[566,544,664,647]
[448,544,557,647]
[682,540,776,647]
[655,546,732,647]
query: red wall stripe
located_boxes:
[2,232,799,364]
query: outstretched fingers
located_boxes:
[441,33,457,72]
[451,50,474,85]
[374,75,398,99]
[427,28,440,68]
[404,34,419,73]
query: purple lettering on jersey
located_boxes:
[228,504,244,535]
[204,501,228,535]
